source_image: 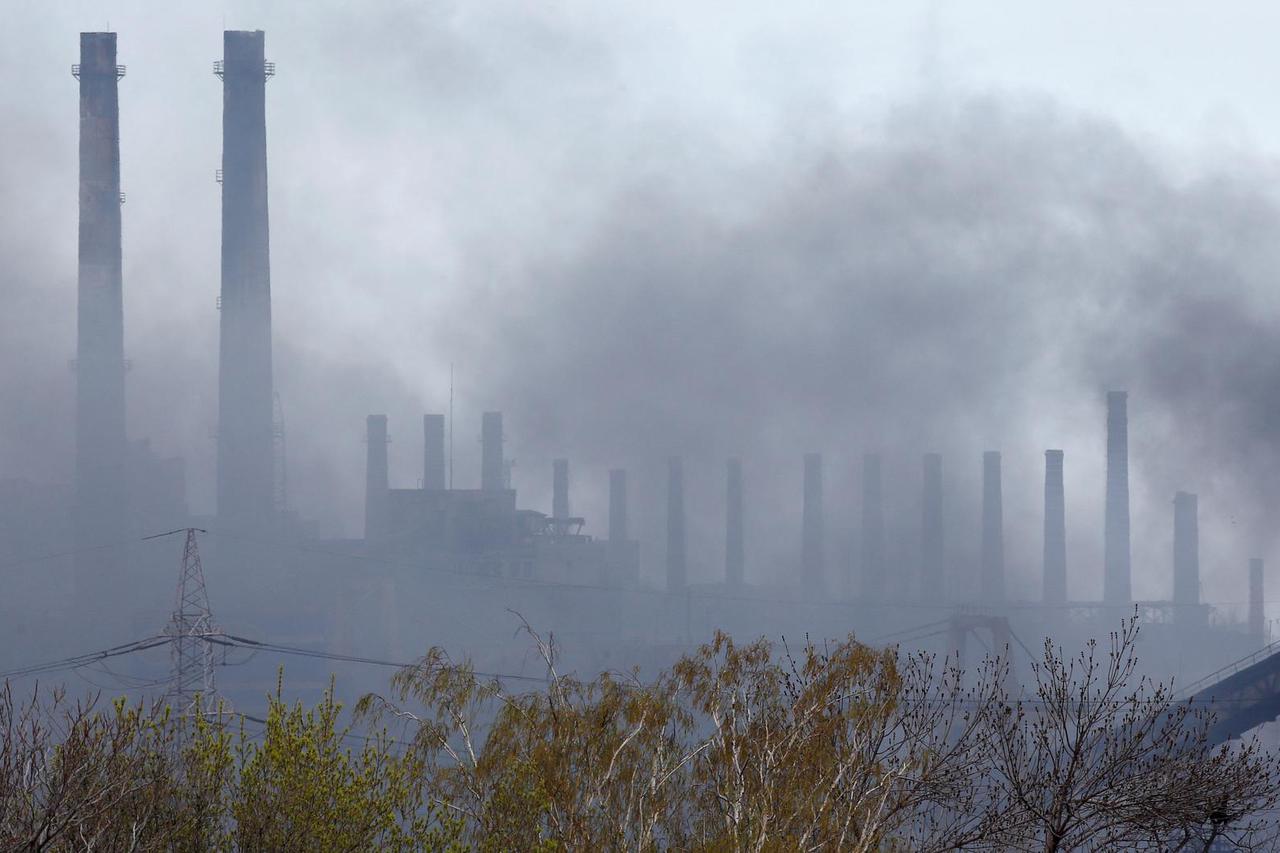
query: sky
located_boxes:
[4,1,1280,612]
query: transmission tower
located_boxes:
[158,528,223,717]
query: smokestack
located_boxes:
[667,457,686,592]
[74,33,128,572]
[802,453,825,598]
[216,30,276,528]
[1043,450,1066,604]
[860,453,885,601]
[1250,558,1265,644]
[1173,491,1199,611]
[1104,391,1132,604]
[480,412,504,491]
[608,469,627,543]
[552,459,569,520]
[921,453,944,600]
[981,451,1005,602]
[422,414,445,489]
[364,415,388,542]
[725,459,744,587]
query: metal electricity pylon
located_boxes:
[154,527,223,717]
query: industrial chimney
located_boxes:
[860,453,885,601]
[667,457,686,592]
[364,415,389,543]
[216,30,276,529]
[1104,391,1132,605]
[1249,558,1265,644]
[802,453,825,599]
[921,453,944,600]
[480,412,504,491]
[423,414,445,489]
[609,469,627,544]
[1043,450,1066,604]
[74,32,128,579]
[981,451,1005,602]
[725,459,744,587]
[1173,491,1200,624]
[552,459,570,529]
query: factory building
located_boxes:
[363,414,640,587]
[3,28,1274,692]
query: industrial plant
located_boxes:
[2,29,1278,735]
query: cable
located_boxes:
[0,537,137,573]
[0,636,171,681]
[206,633,550,685]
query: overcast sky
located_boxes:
[5,1,1280,609]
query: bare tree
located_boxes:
[0,683,179,851]
[978,615,1279,852]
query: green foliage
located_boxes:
[232,673,436,852]
[3,623,1278,851]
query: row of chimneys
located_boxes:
[364,396,1267,638]
[661,392,1263,633]
[365,411,632,542]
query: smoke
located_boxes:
[475,97,1280,604]
[1,5,1280,620]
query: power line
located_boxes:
[207,633,550,684]
[9,631,1280,707]
[0,636,171,681]
[0,537,136,573]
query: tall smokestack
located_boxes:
[921,453,944,600]
[608,469,627,544]
[552,459,569,521]
[1043,450,1066,604]
[423,414,445,489]
[981,451,1005,602]
[860,453,885,601]
[667,457,686,592]
[1249,558,1265,644]
[725,458,744,587]
[1173,491,1199,613]
[1104,391,1132,604]
[480,412,504,491]
[364,415,388,542]
[802,453,825,598]
[216,30,276,528]
[74,33,128,573]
